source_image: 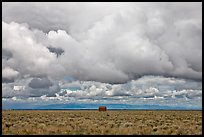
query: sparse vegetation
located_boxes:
[2,110,202,135]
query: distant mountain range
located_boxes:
[3,103,201,110]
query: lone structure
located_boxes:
[99,106,107,112]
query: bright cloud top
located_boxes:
[2,2,202,84]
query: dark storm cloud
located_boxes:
[2,49,13,60]
[29,85,60,97]
[28,77,53,89]
[2,77,15,83]
[47,46,64,57]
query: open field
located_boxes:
[2,110,202,135]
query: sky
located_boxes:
[2,2,202,110]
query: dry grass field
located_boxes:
[2,110,202,135]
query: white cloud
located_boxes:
[2,67,19,80]
[2,2,202,100]
[49,76,202,101]
[13,85,25,91]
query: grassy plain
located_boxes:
[2,110,202,135]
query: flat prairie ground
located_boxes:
[2,110,202,135]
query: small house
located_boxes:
[99,106,107,112]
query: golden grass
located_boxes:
[2,110,202,135]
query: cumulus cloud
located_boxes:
[2,67,19,83]
[2,77,60,98]
[2,76,202,110]
[2,67,19,79]
[2,2,202,100]
[55,76,202,101]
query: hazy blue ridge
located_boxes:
[2,103,201,110]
